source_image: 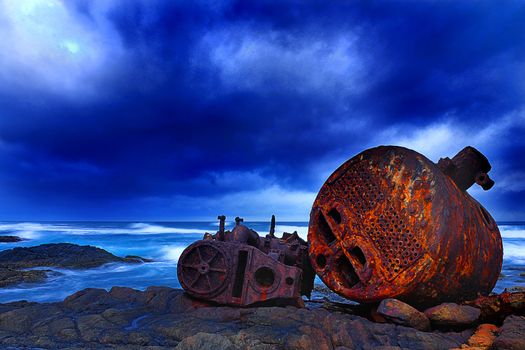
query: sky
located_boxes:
[0,0,524,221]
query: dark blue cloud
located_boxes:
[0,0,523,220]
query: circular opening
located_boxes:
[285,277,294,285]
[316,254,327,269]
[255,267,275,287]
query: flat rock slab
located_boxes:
[0,287,474,349]
[424,303,481,328]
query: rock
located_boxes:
[0,243,142,269]
[175,332,237,350]
[125,255,155,263]
[424,303,481,328]
[377,298,430,331]
[450,323,498,350]
[492,315,525,350]
[0,236,23,243]
[0,287,472,349]
[0,243,152,288]
[0,267,48,287]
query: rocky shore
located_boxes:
[0,286,522,349]
[0,243,523,349]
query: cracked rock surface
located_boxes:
[0,287,478,349]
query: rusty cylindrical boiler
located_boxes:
[308,146,502,307]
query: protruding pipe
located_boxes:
[218,215,226,235]
[475,172,495,190]
[438,146,494,191]
[269,215,276,237]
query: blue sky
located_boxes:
[0,0,524,221]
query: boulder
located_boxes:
[377,298,430,331]
[450,323,498,350]
[424,303,480,328]
[492,315,525,350]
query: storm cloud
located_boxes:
[0,0,523,220]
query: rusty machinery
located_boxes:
[308,146,502,307]
[177,215,315,306]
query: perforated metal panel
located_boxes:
[328,158,423,277]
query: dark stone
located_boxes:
[0,236,23,243]
[377,298,431,331]
[0,267,48,287]
[424,303,480,328]
[0,287,472,349]
[492,315,525,349]
[124,255,155,263]
[0,243,151,288]
[0,243,135,269]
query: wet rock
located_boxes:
[0,243,152,288]
[492,315,525,350]
[0,236,23,243]
[0,287,472,349]
[377,298,430,331]
[0,267,48,287]
[124,255,155,263]
[424,303,481,328]
[0,243,145,269]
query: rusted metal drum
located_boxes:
[308,146,502,307]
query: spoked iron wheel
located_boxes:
[177,241,230,298]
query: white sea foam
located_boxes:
[0,222,208,237]
[128,223,208,234]
[503,241,525,264]
[499,225,525,239]
[161,246,187,261]
[0,222,46,239]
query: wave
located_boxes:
[499,225,525,239]
[0,222,46,239]
[503,241,525,264]
[0,222,208,238]
[161,246,187,261]
[128,223,208,235]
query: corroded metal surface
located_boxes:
[308,146,502,307]
[178,216,314,306]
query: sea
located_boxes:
[0,221,523,303]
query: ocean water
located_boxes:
[0,221,523,303]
